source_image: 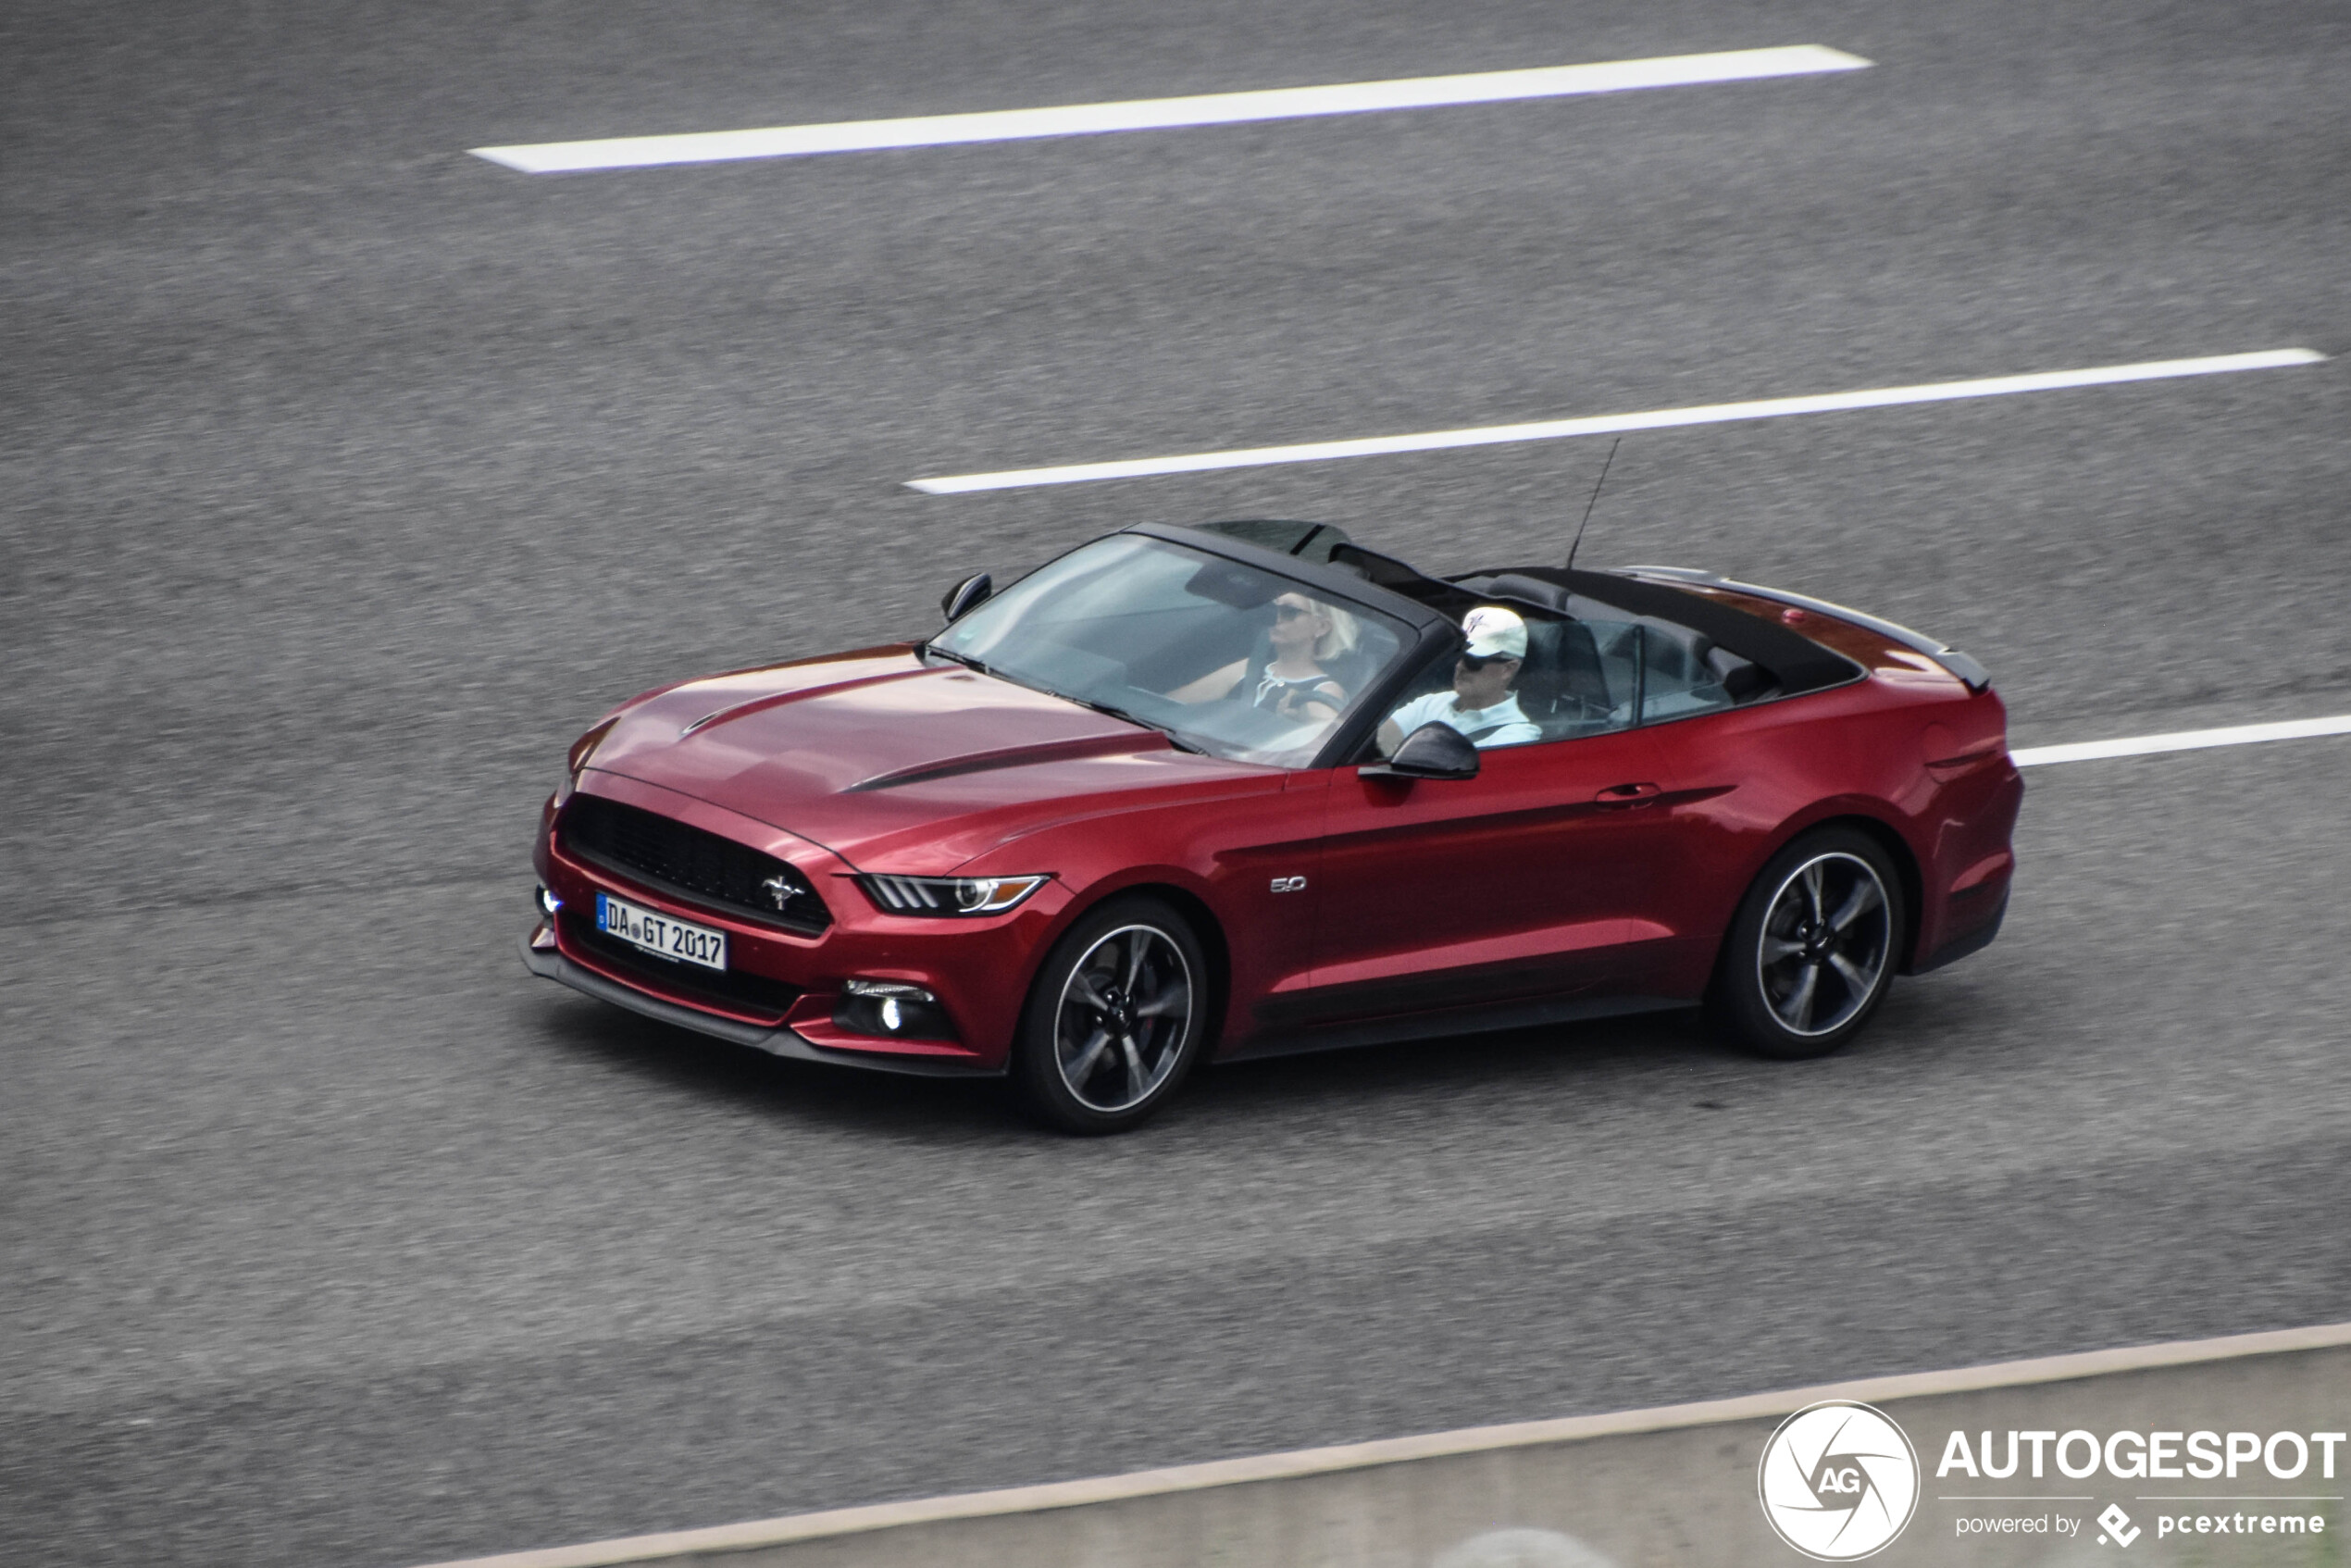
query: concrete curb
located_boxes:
[413,1320,2351,1568]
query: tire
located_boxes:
[1711,828,1906,1061]
[1012,894,1211,1134]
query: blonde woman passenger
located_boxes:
[1170,592,1362,726]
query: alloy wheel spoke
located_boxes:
[1135,977,1190,1018]
[1119,1034,1149,1094]
[1123,933,1151,993]
[1827,951,1872,995]
[1063,1027,1112,1084]
[1761,935,1806,963]
[1829,878,1883,932]
[1783,962,1820,1031]
[1066,971,1112,1013]
[1800,864,1825,922]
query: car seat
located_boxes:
[1516,618,1617,738]
[1484,576,1616,738]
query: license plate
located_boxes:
[596,892,728,972]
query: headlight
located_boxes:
[858,874,1050,917]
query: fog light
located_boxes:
[844,978,936,1002]
[529,887,563,950]
[835,978,953,1041]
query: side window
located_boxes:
[1452,572,1787,724]
[1484,611,1745,740]
[1365,602,1757,759]
[1372,612,1645,755]
[1574,617,1748,727]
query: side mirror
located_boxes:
[1361,721,1480,782]
[940,572,993,622]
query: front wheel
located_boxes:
[1013,895,1210,1134]
[1711,828,1905,1060]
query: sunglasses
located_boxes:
[1274,603,1319,621]
[1457,652,1518,672]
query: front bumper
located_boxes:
[529,776,1064,1072]
[518,932,1004,1077]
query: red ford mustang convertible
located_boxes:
[525,520,2020,1132]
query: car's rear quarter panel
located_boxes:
[1645,590,2021,981]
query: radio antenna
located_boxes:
[1564,437,1621,576]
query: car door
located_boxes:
[1292,724,1685,1027]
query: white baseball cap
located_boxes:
[1462,604,1528,661]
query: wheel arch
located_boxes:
[1111,881,1232,1053]
[1033,877,1233,1055]
[1703,809,1922,1055]
[1794,812,1926,974]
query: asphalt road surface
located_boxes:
[5,0,2349,1562]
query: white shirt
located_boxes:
[1387,690,1540,749]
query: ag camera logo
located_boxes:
[1759,1400,1922,1560]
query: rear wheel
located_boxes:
[1013,895,1209,1134]
[1712,828,1904,1060]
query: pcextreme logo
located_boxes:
[1759,1400,1922,1561]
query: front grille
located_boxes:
[560,912,802,1020]
[558,794,828,934]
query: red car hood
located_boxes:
[580,646,1284,871]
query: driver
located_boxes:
[1167,591,1360,726]
[1251,592,1356,724]
[1379,605,1541,752]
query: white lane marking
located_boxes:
[2013,715,2351,767]
[471,45,1872,173]
[905,348,2326,493]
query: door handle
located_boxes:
[1592,781,1662,808]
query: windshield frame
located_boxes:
[923,525,1453,772]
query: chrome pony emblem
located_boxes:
[759,874,802,910]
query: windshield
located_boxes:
[929,535,1411,766]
